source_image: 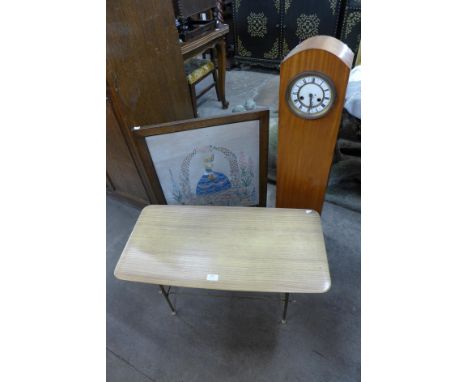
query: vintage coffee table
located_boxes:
[114,205,331,323]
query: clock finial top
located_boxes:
[283,35,354,69]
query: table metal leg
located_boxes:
[158,286,171,294]
[282,293,290,324]
[159,285,176,315]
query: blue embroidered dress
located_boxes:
[196,169,231,196]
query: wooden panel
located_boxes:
[232,0,281,66]
[106,0,193,129]
[106,97,149,204]
[339,2,361,59]
[281,0,344,58]
[276,36,353,213]
[232,0,346,68]
[114,205,331,293]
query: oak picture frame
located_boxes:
[132,109,269,207]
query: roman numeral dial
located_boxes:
[287,72,336,119]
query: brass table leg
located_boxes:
[282,293,290,324]
[159,285,176,315]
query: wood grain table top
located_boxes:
[114,205,331,293]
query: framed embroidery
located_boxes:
[132,110,269,206]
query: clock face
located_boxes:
[286,72,336,119]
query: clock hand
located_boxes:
[309,93,313,109]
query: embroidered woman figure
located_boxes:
[196,150,232,196]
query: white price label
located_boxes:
[206,274,219,281]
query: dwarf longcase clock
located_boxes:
[276,36,354,213]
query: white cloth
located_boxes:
[344,65,361,119]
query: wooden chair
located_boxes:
[184,55,222,117]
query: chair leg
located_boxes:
[188,83,198,118]
[212,70,221,102]
[215,39,229,109]
[210,48,217,66]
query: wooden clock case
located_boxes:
[276,36,354,213]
